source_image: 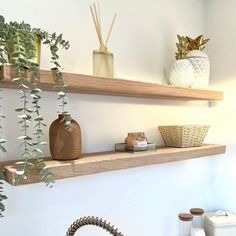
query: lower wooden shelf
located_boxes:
[2,144,225,186]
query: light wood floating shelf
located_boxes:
[3,144,225,186]
[0,64,223,100]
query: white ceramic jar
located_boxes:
[190,208,206,236]
[179,213,193,236]
[186,50,210,88]
[169,59,194,87]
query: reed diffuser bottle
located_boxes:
[90,3,116,77]
[93,46,113,77]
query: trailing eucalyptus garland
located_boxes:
[36,30,71,128]
[2,19,55,186]
[0,16,70,191]
[0,16,8,216]
[0,89,7,217]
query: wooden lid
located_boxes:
[190,208,204,216]
[179,213,193,221]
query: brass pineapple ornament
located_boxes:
[170,34,210,88]
[186,35,210,51]
[169,35,194,87]
[175,34,210,59]
[175,35,189,60]
[185,35,210,88]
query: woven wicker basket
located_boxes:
[159,125,210,148]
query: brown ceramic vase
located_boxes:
[49,114,81,160]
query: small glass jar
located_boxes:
[93,46,114,78]
[190,208,205,236]
[125,132,148,151]
[178,213,193,236]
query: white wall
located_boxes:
[0,0,227,235]
[205,0,236,212]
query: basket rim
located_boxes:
[159,124,210,128]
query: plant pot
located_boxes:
[93,46,114,77]
[7,33,41,65]
[169,59,194,87]
[186,50,210,88]
[49,114,81,160]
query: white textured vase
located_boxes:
[187,50,210,88]
[169,59,194,87]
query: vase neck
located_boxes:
[58,113,72,120]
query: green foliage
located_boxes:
[42,31,71,126]
[0,15,70,212]
[0,89,7,217]
[0,168,8,217]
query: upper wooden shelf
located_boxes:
[0,64,223,101]
[2,144,225,186]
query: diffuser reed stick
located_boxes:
[89,5,103,47]
[105,13,117,47]
[89,2,116,50]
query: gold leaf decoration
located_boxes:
[186,35,210,51]
[175,35,210,60]
[175,35,189,60]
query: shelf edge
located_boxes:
[3,144,226,186]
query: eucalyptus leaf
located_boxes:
[17,114,27,119]
[0,139,7,144]
[0,145,7,152]
[15,108,24,112]
[39,142,47,145]
[12,77,21,82]
[17,135,27,140]
[0,202,5,211]
[0,58,7,63]
[15,169,25,176]
[25,162,34,169]
[0,195,7,200]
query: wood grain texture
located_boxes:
[3,144,226,186]
[0,64,223,100]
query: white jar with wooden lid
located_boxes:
[190,208,205,236]
[179,213,193,236]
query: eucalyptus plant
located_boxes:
[0,16,70,188]
[1,18,54,186]
[36,30,71,128]
[0,16,8,216]
[0,89,7,217]
[0,168,7,217]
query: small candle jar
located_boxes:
[93,46,114,78]
[178,213,193,236]
[125,132,148,151]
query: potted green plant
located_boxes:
[0,89,7,217]
[0,15,70,216]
